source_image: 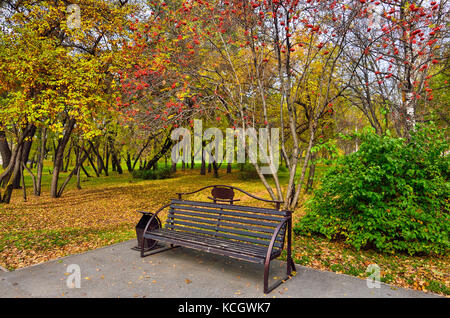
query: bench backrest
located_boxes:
[166,199,288,249]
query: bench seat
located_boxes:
[144,228,282,263]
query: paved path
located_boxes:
[0,240,441,298]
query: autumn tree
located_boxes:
[151,0,367,210]
[344,0,449,138]
[0,0,134,201]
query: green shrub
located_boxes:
[294,124,449,255]
[132,167,172,180]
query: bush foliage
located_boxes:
[294,124,449,255]
[237,163,287,180]
[132,167,172,180]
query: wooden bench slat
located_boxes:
[168,213,278,234]
[154,228,282,258]
[167,214,286,245]
[145,228,280,258]
[145,230,268,264]
[171,209,280,228]
[166,224,284,248]
[172,199,287,216]
[171,204,285,222]
[166,218,275,240]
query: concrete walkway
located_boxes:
[0,240,441,298]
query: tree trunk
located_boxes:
[126,152,133,172]
[89,141,108,176]
[212,161,219,178]
[36,128,47,196]
[56,151,89,198]
[2,146,23,203]
[404,91,416,140]
[0,124,34,203]
[0,128,11,170]
[305,153,316,194]
[200,153,206,175]
[76,152,82,190]
[84,149,100,177]
[63,141,72,173]
[290,124,316,209]
[108,136,122,174]
[81,164,91,178]
[0,143,23,203]
[104,142,109,175]
[0,129,12,188]
[144,130,174,170]
[12,125,36,189]
[50,118,75,198]
[21,161,26,201]
[22,162,37,198]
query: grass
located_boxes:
[0,161,448,295]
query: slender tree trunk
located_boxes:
[144,130,174,170]
[291,124,316,209]
[0,128,11,170]
[89,141,108,176]
[126,152,133,173]
[108,136,122,174]
[22,162,37,197]
[12,125,36,189]
[104,143,110,175]
[404,91,416,140]
[84,149,100,177]
[132,134,157,171]
[1,145,23,203]
[0,124,34,203]
[212,161,219,178]
[81,164,91,178]
[63,141,72,173]
[56,151,89,198]
[21,161,26,201]
[305,153,316,194]
[50,118,75,198]
[76,151,82,190]
[36,128,47,196]
[200,154,206,175]
[0,129,12,188]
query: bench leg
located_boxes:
[286,247,296,276]
[141,244,178,258]
[264,256,296,294]
[288,256,296,274]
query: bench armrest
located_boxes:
[141,203,172,234]
[266,216,290,260]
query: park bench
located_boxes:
[136,185,296,294]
